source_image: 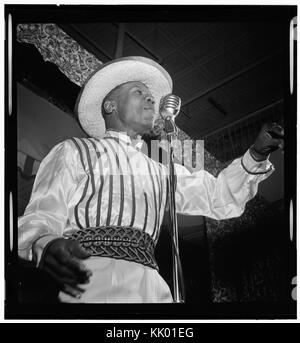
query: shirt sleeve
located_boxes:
[18,140,78,266]
[174,148,274,219]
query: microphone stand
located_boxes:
[164,117,185,303]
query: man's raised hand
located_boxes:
[250,122,284,161]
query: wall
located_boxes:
[17,82,87,215]
[17,82,87,162]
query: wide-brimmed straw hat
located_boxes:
[76,56,173,139]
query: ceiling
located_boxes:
[59,21,285,140]
[16,19,287,162]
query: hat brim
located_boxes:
[76,56,173,139]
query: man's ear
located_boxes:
[103,100,117,114]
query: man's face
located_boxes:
[113,81,157,135]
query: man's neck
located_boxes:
[106,127,140,140]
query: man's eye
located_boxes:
[136,90,142,95]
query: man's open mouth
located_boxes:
[144,106,155,111]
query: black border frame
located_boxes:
[4,4,297,320]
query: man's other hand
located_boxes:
[39,238,92,298]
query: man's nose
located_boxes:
[145,95,155,105]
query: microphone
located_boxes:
[159,94,181,134]
[159,94,181,120]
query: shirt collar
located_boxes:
[104,129,144,150]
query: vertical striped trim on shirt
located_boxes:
[99,139,114,226]
[77,138,96,229]
[143,192,149,232]
[70,138,90,230]
[104,136,136,228]
[103,138,125,226]
[150,161,162,241]
[87,138,105,227]
[153,163,164,243]
[141,155,159,239]
[158,164,164,212]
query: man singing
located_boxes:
[18,56,284,303]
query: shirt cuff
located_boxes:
[32,234,61,267]
[242,149,274,174]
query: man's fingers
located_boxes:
[62,284,86,299]
[268,138,282,147]
[41,239,92,282]
[59,253,92,279]
[51,247,84,272]
[263,138,283,152]
[67,241,93,276]
[262,138,282,152]
[279,139,284,150]
[45,254,90,283]
[266,127,284,139]
[265,123,284,136]
[43,265,84,286]
[69,241,92,260]
[254,122,284,156]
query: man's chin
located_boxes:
[144,126,163,139]
[138,117,164,138]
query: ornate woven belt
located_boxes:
[69,226,158,270]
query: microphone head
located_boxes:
[159,94,181,119]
